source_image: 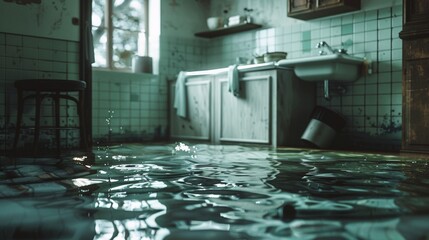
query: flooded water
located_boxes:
[1,143,429,239]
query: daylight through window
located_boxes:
[92,0,148,69]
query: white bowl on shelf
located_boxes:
[263,52,288,62]
[207,17,222,30]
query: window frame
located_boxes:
[92,0,149,71]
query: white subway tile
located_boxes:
[378,39,392,51]
[377,93,392,105]
[392,93,402,105]
[365,83,378,95]
[365,10,378,21]
[365,31,377,42]
[365,41,377,52]
[379,83,392,94]
[392,49,402,60]
[378,61,392,73]
[392,5,402,17]
[353,12,365,23]
[392,16,402,28]
[6,35,22,46]
[331,26,341,36]
[378,8,392,19]
[378,18,391,29]
[365,20,377,31]
[354,22,365,33]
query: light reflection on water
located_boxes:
[1,142,429,239]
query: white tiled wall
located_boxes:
[92,70,166,143]
[164,6,403,151]
[0,32,81,152]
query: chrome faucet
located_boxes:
[316,41,347,55]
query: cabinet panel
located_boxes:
[170,78,211,140]
[219,75,270,143]
[317,0,342,8]
[288,0,360,20]
[289,0,311,14]
[403,38,429,60]
[403,59,429,148]
[404,0,429,24]
[401,0,429,153]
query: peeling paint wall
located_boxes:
[160,0,209,38]
[0,0,79,41]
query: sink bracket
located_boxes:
[324,80,330,101]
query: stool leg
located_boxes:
[13,90,24,153]
[33,91,41,155]
[54,92,61,156]
[78,90,89,152]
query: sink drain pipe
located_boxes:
[323,80,347,101]
[324,80,330,101]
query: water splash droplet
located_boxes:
[172,142,197,157]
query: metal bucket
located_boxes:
[301,106,345,148]
[132,56,153,74]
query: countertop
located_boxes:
[182,62,292,77]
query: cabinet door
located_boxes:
[317,0,342,8]
[288,0,359,20]
[403,0,429,25]
[400,0,429,153]
[218,74,271,143]
[288,0,311,14]
[403,58,429,150]
[170,77,211,140]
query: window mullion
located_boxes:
[106,0,113,69]
[143,0,149,56]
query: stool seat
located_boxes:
[15,79,86,92]
[13,79,89,156]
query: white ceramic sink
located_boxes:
[277,54,364,82]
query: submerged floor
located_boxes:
[1,143,429,239]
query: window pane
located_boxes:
[92,0,107,67]
[112,0,145,31]
[92,0,105,27]
[92,26,107,67]
[112,29,138,68]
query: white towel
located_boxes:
[228,64,240,97]
[174,71,187,118]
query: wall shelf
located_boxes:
[195,23,262,38]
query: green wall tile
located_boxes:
[302,30,311,41]
[301,30,311,53]
[341,24,353,35]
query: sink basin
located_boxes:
[277,54,364,82]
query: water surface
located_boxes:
[1,143,429,239]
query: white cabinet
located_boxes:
[169,75,212,140]
[169,68,315,147]
[217,72,271,143]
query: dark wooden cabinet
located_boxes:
[288,0,312,15]
[287,0,360,20]
[400,0,429,153]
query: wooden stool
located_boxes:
[13,79,88,156]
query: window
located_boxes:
[92,0,149,69]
